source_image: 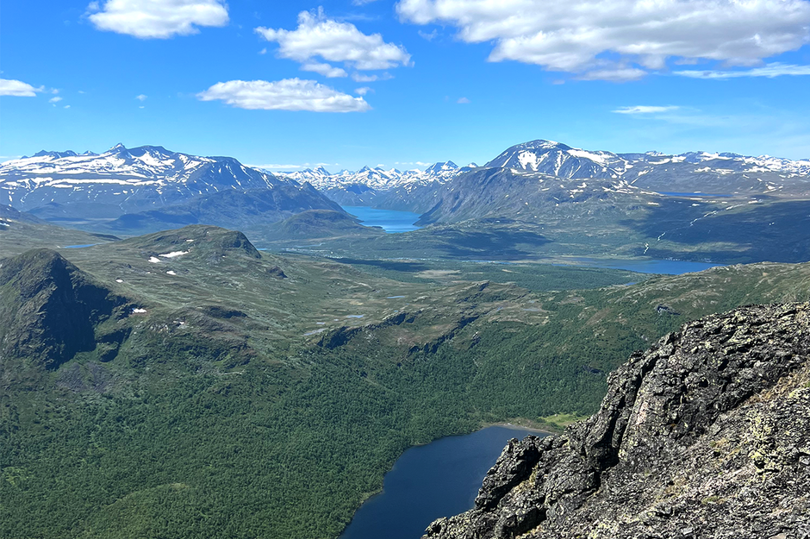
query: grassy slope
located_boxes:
[2,225,810,538]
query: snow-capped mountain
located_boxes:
[0,144,298,213]
[486,140,631,179]
[485,140,810,195]
[278,160,465,191]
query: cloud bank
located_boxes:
[396,0,810,81]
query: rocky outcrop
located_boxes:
[425,303,810,539]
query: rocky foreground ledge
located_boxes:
[425,303,810,539]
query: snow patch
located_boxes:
[160,251,188,258]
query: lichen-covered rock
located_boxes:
[425,303,810,539]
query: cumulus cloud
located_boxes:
[396,0,810,81]
[675,62,810,79]
[614,105,679,114]
[136,94,148,101]
[355,86,373,95]
[457,97,470,104]
[256,8,411,72]
[0,78,43,97]
[49,96,63,104]
[88,0,229,39]
[301,62,348,78]
[197,78,371,112]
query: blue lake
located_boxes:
[561,257,723,275]
[342,206,422,233]
[340,426,543,539]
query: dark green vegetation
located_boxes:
[3,222,810,538]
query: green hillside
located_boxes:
[2,225,810,538]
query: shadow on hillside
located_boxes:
[624,199,810,263]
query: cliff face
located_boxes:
[426,303,810,539]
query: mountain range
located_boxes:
[0,144,344,232]
[3,139,810,262]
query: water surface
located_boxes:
[342,206,422,233]
[340,426,543,539]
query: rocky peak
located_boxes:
[425,303,810,539]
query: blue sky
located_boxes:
[1,0,810,171]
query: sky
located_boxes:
[1,0,810,171]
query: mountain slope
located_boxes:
[0,249,130,374]
[425,302,810,539]
[0,144,323,218]
[486,139,810,196]
[99,184,345,235]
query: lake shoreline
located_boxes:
[338,425,548,539]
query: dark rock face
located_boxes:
[0,249,128,369]
[425,303,810,539]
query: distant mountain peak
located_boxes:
[32,150,79,159]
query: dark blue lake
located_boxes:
[342,206,422,233]
[340,426,543,539]
[564,257,723,274]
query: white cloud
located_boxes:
[355,86,373,95]
[396,0,810,81]
[256,8,411,71]
[576,67,647,82]
[64,105,71,109]
[49,96,63,103]
[614,105,679,114]
[250,163,303,169]
[457,97,470,104]
[674,62,810,79]
[301,62,348,78]
[88,0,229,39]
[351,72,393,82]
[352,73,378,82]
[259,48,267,55]
[418,29,438,41]
[0,78,43,97]
[395,161,432,166]
[136,94,148,101]
[352,0,379,4]
[197,78,371,112]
